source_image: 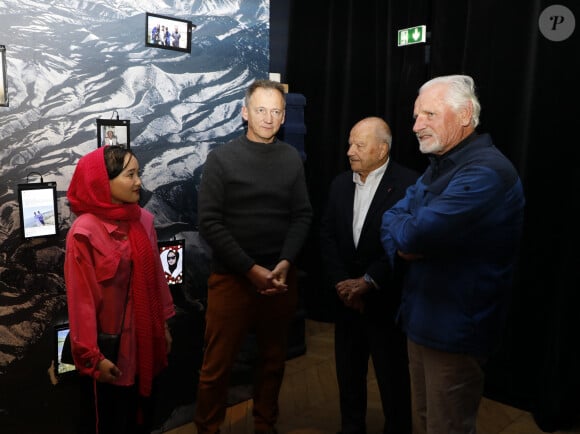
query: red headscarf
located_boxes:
[67,146,166,397]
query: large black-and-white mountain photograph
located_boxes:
[0,1,269,432]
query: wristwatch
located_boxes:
[363,273,378,290]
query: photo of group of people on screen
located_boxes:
[150,23,184,49]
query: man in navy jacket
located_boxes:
[321,116,418,434]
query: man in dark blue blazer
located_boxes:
[320,117,418,434]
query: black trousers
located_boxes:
[77,376,156,434]
[334,304,412,434]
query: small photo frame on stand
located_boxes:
[97,118,130,149]
[1,45,8,107]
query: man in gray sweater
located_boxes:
[194,79,313,434]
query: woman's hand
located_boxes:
[96,358,121,383]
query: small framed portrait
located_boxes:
[0,45,8,107]
[96,118,130,149]
[158,239,185,286]
[17,181,59,240]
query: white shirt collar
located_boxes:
[352,158,389,185]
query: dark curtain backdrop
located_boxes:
[284,0,579,431]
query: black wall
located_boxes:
[273,1,580,431]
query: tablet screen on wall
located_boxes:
[0,44,8,107]
[54,324,76,377]
[17,182,59,240]
[158,239,185,286]
[96,118,130,149]
[145,12,194,54]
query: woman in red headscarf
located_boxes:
[65,145,175,434]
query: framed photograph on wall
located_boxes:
[96,118,130,149]
[145,12,194,53]
[0,45,8,107]
[17,182,59,240]
[158,239,185,286]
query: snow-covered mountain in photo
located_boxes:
[0,0,269,372]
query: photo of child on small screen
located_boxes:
[159,243,183,285]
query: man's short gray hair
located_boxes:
[420,74,481,128]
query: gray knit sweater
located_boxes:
[198,135,313,274]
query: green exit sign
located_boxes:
[398,25,427,46]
